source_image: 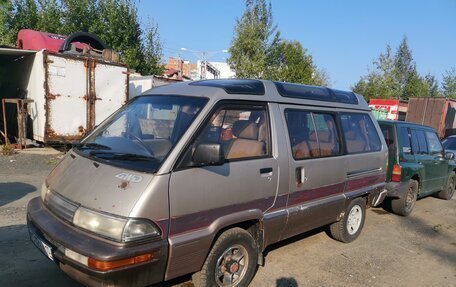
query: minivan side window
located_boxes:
[340,113,381,153]
[285,110,340,159]
[425,131,443,155]
[410,129,428,154]
[181,104,270,166]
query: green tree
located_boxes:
[312,68,331,87]
[228,0,277,78]
[0,0,16,45]
[264,40,314,84]
[352,45,398,99]
[404,70,428,98]
[424,73,440,97]
[61,0,98,34]
[36,0,62,33]
[140,20,165,76]
[393,36,415,98]
[0,0,164,75]
[0,0,38,46]
[229,0,329,85]
[352,36,432,100]
[95,0,145,72]
[442,68,456,98]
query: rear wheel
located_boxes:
[329,197,366,243]
[192,227,258,287]
[437,172,456,200]
[391,179,418,216]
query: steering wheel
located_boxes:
[124,132,154,156]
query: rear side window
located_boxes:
[379,124,394,147]
[411,129,428,154]
[340,113,381,153]
[313,114,341,157]
[443,138,456,150]
[399,127,412,154]
[425,131,443,155]
[285,110,340,160]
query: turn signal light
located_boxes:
[392,164,402,182]
[88,253,154,271]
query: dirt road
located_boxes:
[1,152,455,287]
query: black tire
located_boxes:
[391,179,418,216]
[192,227,258,287]
[437,172,456,200]
[329,197,366,243]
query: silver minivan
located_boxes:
[27,79,387,287]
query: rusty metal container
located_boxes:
[405,97,456,138]
[0,48,129,143]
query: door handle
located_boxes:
[296,167,308,184]
[260,167,273,174]
[260,167,273,180]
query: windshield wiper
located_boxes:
[88,151,156,161]
[73,142,111,150]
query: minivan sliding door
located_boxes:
[280,105,346,239]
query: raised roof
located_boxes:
[274,82,359,105]
[189,79,265,95]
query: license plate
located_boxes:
[29,226,54,262]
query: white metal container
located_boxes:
[0,48,129,143]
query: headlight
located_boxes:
[73,207,161,242]
[40,181,50,202]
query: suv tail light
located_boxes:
[392,164,402,182]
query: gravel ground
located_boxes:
[0,151,455,287]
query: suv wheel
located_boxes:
[391,179,418,216]
[329,197,366,243]
[192,227,258,287]
[437,172,456,200]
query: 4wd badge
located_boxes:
[115,173,143,183]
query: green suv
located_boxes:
[379,120,456,216]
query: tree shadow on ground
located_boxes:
[373,196,456,265]
[0,224,81,287]
[264,226,328,258]
[0,182,36,207]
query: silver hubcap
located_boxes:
[448,178,455,197]
[215,244,249,286]
[405,184,416,211]
[347,205,362,235]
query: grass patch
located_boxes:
[1,144,16,156]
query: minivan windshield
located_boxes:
[75,95,207,173]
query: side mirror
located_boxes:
[193,143,225,166]
[445,151,455,160]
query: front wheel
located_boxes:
[192,227,258,287]
[437,172,456,200]
[329,197,366,243]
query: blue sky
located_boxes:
[137,0,456,90]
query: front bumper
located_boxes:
[27,197,168,287]
[385,181,409,199]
